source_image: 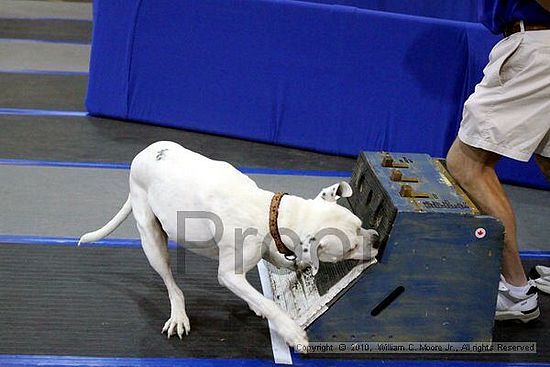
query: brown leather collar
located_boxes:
[269,192,295,258]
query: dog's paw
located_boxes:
[274,317,308,350]
[286,326,309,351]
[162,311,191,340]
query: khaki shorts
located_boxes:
[458,28,550,161]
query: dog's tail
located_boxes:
[78,194,132,246]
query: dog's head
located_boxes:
[291,181,379,275]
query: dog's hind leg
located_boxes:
[132,187,190,339]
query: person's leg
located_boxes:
[535,154,550,181]
[446,138,527,286]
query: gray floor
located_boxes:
[0,39,90,73]
[0,18,91,43]
[0,243,272,358]
[0,73,87,110]
[505,185,550,251]
[0,114,358,171]
[0,0,92,20]
[0,1,92,73]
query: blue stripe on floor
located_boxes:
[0,37,90,46]
[0,355,550,367]
[0,158,129,169]
[0,68,88,76]
[519,251,550,260]
[0,108,88,117]
[0,235,177,249]
[0,354,548,367]
[0,234,548,260]
[0,158,351,177]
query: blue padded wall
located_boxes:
[86,0,141,119]
[295,0,480,22]
[86,0,549,190]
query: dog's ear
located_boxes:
[296,235,321,275]
[315,181,353,202]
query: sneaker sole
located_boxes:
[495,306,540,323]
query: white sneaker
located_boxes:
[495,275,540,323]
[529,265,550,295]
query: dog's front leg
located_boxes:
[217,244,308,348]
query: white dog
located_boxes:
[79,141,378,348]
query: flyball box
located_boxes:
[267,152,504,343]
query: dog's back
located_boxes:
[129,141,269,247]
[131,141,258,195]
